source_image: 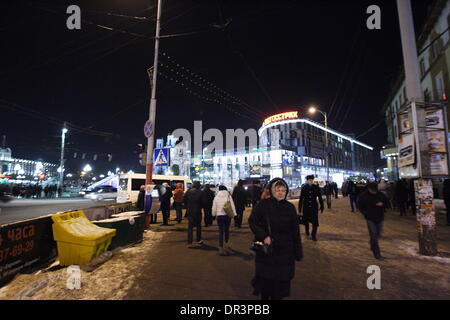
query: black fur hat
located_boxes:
[306,175,315,180]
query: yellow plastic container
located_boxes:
[52,210,116,266]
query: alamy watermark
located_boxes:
[366,265,381,290]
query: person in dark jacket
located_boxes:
[251,181,263,208]
[298,175,324,241]
[249,177,302,300]
[160,183,173,225]
[331,182,339,199]
[357,182,388,260]
[201,184,215,227]
[173,183,184,223]
[136,185,145,211]
[347,180,358,212]
[183,181,204,247]
[232,179,248,228]
[323,181,333,209]
[443,179,450,226]
[394,179,409,216]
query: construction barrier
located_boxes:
[93,211,146,250]
[52,210,116,266]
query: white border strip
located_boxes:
[258,118,374,150]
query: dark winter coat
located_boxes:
[347,181,357,195]
[248,178,302,281]
[394,180,409,202]
[232,185,247,212]
[323,184,333,196]
[183,183,203,222]
[252,185,263,201]
[298,183,324,226]
[136,189,145,211]
[357,190,388,223]
[201,186,215,210]
[161,186,173,210]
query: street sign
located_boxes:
[153,148,169,166]
[144,120,154,138]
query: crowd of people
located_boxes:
[0,183,60,199]
[132,175,450,301]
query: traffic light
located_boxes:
[139,153,147,166]
[137,144,147,166]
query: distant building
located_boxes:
[0,137,58,183]
[382,0,450,181]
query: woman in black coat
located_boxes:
[248,178,303,300]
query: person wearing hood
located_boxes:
[136,185,145,211]
[183,181,204,248]
[232,179,248,228]
[161,183,173,226]
[249,178,302,300]
[212,185,237,255]
[173,183,184,223]
[201,184,215,227]
[298,175,324,241]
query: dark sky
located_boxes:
[0,0,434,173]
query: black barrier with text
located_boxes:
[0,216,57,286]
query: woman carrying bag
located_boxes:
[249,178,303,300]
[212,185,237,256]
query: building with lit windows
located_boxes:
[0,142,58,184]
[187,111,374,189]
[382,0,450,182]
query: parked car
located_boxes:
[83,186,117,201]
[0,191,14,203]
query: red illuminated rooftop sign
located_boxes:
[263,111,299,126]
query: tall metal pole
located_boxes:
[397,0,436,256]
[59,122,67,197]
[146,0,162,185]
[324,111,329,182]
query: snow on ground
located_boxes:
[0,230,165,300]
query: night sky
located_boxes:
[0,0,434,174]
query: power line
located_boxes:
[355,119,384,139]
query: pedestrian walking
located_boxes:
[249,178,302,300]
[332,182,339,199]
[347,180,358,212]
[136,185,145,211]
[298,175,324,241]
[212,185,237,255]
[394,179,409,216]
[251,180,263,208]
[232,179,247,228]
[323,181,333,209]
[357,182,388,260]
[201,184,215,227]
[183,181,204,248]
[173,183,184,223]
[161,183,173,226]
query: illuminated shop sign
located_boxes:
[263,111,299,126]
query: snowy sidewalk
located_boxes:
[1,197,449,300]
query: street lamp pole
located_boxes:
[59,122,67,197]
[145,0,162,185]
[309,107,329,181]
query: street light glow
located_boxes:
[308,106,317,114]
[83,164,92,172]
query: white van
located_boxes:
[117,173,192,205]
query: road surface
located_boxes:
[0,198,116,225]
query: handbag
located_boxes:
[250,206,273,255]
[223,193,235,218]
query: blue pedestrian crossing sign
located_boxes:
[153,148,169,166]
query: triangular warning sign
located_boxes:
[155,149,168,165]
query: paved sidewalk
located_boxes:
[1,196,449,300]
[123,197,450,300]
